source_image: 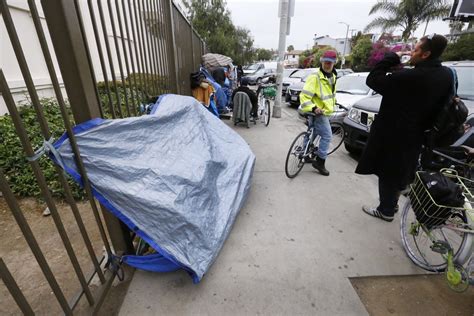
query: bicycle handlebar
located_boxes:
[336,103,348,111]
[431,149,471,167]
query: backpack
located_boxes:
[413,171,465,228]
[428,67,468,148]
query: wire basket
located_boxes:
[262,86,276,97]
[408,169,473,229]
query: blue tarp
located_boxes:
[52,94,255,282]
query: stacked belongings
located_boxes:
[201,53,234,115]
[190,71,219,117]
[51,94,256,283]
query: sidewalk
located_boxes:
[119,107,422,315]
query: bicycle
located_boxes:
[400,165,474,292]
[255,83,275,127]
[284,110,346,178]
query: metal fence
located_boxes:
[0,0,205,314]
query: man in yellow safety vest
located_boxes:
[299,50,338,176]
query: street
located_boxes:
[119,106,427,315]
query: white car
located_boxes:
[334,72,375,111]
[292,72,375,123]
[244,61,278,75]
[282,68,317,95]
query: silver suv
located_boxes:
[342,61,474,154]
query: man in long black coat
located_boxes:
[356,34,452,222]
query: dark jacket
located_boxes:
[355,53,453,188]
[231,86,258,115]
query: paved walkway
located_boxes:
[119,106,422,315]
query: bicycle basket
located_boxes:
[408,170,471,229]
[262,86,276,97]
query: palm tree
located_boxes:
[364,0,451,41]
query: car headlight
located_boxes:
[367,115,374,126]
[348,108,361,123]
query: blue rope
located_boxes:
[26,137,67,171]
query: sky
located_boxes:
[225,0,453,50]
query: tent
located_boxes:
[52,94,255,283]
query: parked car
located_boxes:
[243,62,277,75]
[291,72,375,125]
[342,60,474,154]
[281,68,317,96]
[287,72,374,108]
[337,68,354,78]
[243,68,276,85]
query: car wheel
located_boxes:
[344,143,361,155]
[256,78,262,85]
[289,102,299,108]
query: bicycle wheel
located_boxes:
[400,198,471,272]
[257,89,264,109]
[311,122,345,156]
[262,99,271,126]
[285,132,307,178]
[328,122,345,154]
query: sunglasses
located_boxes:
[426,33,436,41]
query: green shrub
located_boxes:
[350,37,373,72]
[442,34,474,62]
[2,73,171,200]
[0,98,85,199]
[97,73,171,118]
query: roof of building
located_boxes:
[285,50,304,55]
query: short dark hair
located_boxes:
[419,34,448,60]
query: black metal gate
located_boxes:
[0,0,204,314]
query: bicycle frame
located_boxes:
[407,186,474,290]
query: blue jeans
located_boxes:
[304,115,332,160]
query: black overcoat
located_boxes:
[355,53,453,188]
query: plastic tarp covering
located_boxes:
[52,94,255,283]
[201,53,233,69]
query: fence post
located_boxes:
[40,0,133,254]
[167,0,180,94]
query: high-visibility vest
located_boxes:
[299,69,336,115]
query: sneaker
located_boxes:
[362,205,394,222]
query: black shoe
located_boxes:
[362,205,394,222]
[311,157,329,176]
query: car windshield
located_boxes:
[336,75,370,95]
[283,69,296,78]
[453,66,474,100]
[247,64,260,71]
[290,69,315,79]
